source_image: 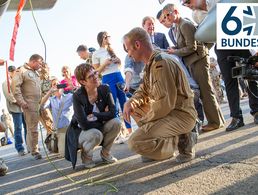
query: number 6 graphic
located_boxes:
[222,6,242,35]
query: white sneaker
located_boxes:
[114,136,127,144]
[100,152,118,164]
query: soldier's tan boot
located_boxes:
[176,132,197,163]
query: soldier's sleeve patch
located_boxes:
[28,72,35,78]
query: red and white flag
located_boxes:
[9,0,27,61]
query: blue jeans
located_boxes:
[102,72,131,129]
[22,113,27,142]
[10,112,27,152]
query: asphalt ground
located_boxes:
[0,98,258,195]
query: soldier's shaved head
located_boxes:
[123,27,152,49]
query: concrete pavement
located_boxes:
[0,98,258,195]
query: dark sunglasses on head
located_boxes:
[181,0,190,5]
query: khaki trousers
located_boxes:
[3,121,14,137]
[190,56,225,127]
[56,127,68,157]
[23,110,40,154]
[128,109,196,161]
[78,118,121,159]
[39,108,53,135]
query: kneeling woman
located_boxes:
[65,63,121,169]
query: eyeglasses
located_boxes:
[86,71,99,80]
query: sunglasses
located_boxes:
[163,11,174,20]
[103,35,111,40]
[163,13,170,20]
[181,0,190,5]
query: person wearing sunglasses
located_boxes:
[92,31,132,134]
[162,3,225,132]
[65,63,121,169]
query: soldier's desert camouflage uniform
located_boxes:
[12,64,41,155]
[128,51,197,160]
[209,57,224,104]
[39,64,53,135]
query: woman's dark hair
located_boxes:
[74,63,94,85]
[97,31,117,58]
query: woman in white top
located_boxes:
[92,31,132,132]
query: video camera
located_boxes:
[228,55,258,81]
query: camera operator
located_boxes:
[180,0,258,131]
[215,49,258,130]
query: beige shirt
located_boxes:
[12,64,41,112]
[129,51,197,126]
[2,80,22,113]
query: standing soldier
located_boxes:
[1,109,14,137]
[39,63,54,136]
[12,54,43,160]
[209,57,225,104]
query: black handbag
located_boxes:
[0,137,6,146]
[45,132,58,153]
[44,133,58,153]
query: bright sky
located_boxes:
[0,0,193,108]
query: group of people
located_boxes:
[0,0,257,174]
[177,0,258,130]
